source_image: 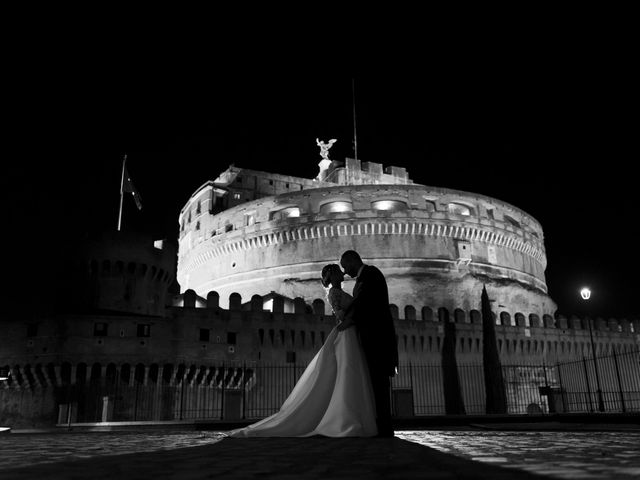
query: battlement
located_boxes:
[172,289,638,336]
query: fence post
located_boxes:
[220,362,225,420]
[611,349,626,413]
[242,362,246,420]
[556,362,567,412]
[180,377,185,421]
[582,356,594,413]
[134,381,139,421]
[114,370,119,422]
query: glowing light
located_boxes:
[320,201,353,214]
[580,288,591,300]
[372,200,407,211]
[285,208,300,218]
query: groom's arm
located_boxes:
[342,273,378,327]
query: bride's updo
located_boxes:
[321,264,341,288]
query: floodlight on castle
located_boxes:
[177,155,557,319]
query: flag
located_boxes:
[122,166,143,210]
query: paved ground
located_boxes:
[1,427,639,479]
[397,430,640,479]
[0,432,542,480]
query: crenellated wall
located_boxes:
[2,290,637,384]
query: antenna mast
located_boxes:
[352,78,358,160]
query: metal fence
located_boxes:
[4,349,638,426]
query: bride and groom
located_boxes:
[228,250,399,438]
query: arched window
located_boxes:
[470,310,481,324]
[423,200,436,212]
[503,215,521,229]
[447,202,473,216]
[389,305,399,320]
[319,201,353,215]
[454,309,466,323]
[270,207,300,220]
[371,200,408,211]
[500,312,511,326]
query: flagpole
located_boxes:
[352,78,358,160]
[117,154,127,231]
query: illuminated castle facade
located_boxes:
[178,157,554,320]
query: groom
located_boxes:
[338,250,398,437]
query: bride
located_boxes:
[226,264,377,437]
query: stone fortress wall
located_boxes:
[178,158,555,319]
[2,289,638,391]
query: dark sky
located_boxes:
[4,23,638,320]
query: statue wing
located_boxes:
[328,139,337,145]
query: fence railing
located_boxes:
[2,350,638,426]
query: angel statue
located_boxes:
[316,138,337,161]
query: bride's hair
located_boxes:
[321,264,341,288]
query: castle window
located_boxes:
[270,207,300,220]
[199,328,210,342]
[457,241,471,261]
[269,180,273,185]
[227,332,237,345]
[196,201,201,214]
[225,224,233,233]
[371,200,407,211]
[245,214,255,226]
[424,200,436,212]
[447,202,473,216]
[94,323,108,337]
[236,176,242,183]
[504,215,521,229]
[486,208,495,220]
[27,324,38,337]
[233,193,241,200]
[286,351,296,363]
[319,201,353,215]
[195,221,200,231]
[137,324,151,337]
[285,183,289,188]
[258,329,264,346]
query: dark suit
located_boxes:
[346,264,398,436]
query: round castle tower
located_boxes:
[177,158,557,319]
[64,231,176,316]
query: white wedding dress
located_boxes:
[226,287,377,437]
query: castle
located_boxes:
[1,154,638,427]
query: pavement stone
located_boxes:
[1,427,639,479]
[0,434,544,480]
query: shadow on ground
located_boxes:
[1,436,544,480]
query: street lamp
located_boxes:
[0,367,10,433]
[580,287,605,412]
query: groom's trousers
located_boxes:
[365,356,394,436]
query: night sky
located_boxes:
[4,25,637,320]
